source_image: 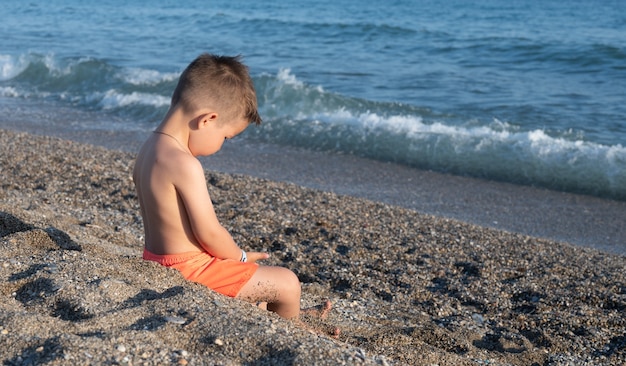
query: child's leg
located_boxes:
[236,266,301,319]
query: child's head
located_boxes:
[171,53,262,126]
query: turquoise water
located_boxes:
[1,0,625,200]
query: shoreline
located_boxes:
[1,104,624,255]
[1,129,625,365]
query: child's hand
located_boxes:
[246,252,270,263]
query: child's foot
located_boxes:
[301,299,332,319]
[299,299,340,338]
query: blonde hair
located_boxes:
[171,53,261,125]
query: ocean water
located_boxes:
[1,0,625,200]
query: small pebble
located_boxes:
[165,316,186,324]
[472,313,485,325]
[214,338,224,346]
[45,263,59,273]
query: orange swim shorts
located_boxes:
[143,248,258,297]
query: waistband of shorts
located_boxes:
[143,248,207,266]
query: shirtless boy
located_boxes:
[133,53,331,322]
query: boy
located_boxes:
[133,54,330,321]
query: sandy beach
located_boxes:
[1,129,625,365]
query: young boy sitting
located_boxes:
[133,53,331,321]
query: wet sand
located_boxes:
[1,129,625,365]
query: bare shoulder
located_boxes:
[168,150,203,180]
[134,135,203,184]
[154,146,206,191]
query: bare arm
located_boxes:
[174,157,243,260]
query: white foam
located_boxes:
[0,54,29,81]
[308,108,509,141]
[98,89,170,109]
[120,67,179,86]
[0,86,20,97]
[275,68,324,92]
[276,68,303,87]
[41,53,79,76]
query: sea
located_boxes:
[1,1,625,252]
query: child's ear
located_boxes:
[197,112,219,129]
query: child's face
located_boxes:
[191,116,249,156]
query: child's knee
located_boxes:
[271,267,300,304]
[282,268,301,294]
